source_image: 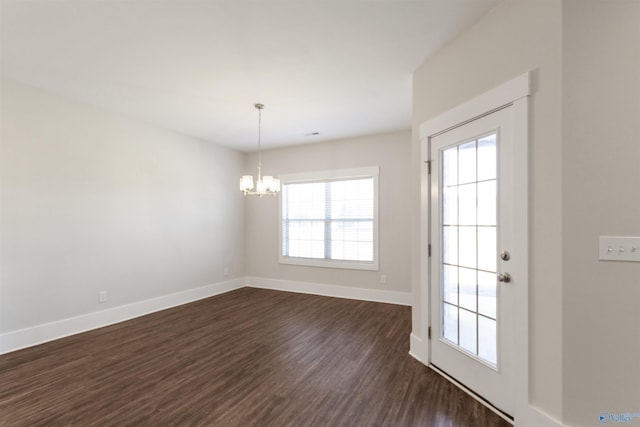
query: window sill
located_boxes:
[279,256,379,271]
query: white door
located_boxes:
[429,106,517,416]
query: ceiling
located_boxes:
[0,0,500,152]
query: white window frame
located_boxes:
[279,166,379,271]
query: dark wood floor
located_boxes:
[0,288,510,427]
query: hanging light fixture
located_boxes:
[240,103,280,197]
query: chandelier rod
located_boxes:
[256,103,264,181]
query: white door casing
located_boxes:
[416,72,530,423]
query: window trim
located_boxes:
[278,166,379,271]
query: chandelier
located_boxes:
[240,103,280,197]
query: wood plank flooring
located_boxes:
[0,288,510,426]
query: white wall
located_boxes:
[244,131,412,298]
[0,79,245,336]
[412,0,563,421]
[562,1,640,425]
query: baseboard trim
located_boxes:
[0,278,245,355]
[409,332,427,362]
[246,276,412,306]
[521,406,563,427]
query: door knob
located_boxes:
[497,272,512,283]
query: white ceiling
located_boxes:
[0,0,500,152]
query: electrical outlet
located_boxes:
[224,266,229,276]
[380,274,387,284]
[99,291,108,303]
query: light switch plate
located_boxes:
[599,236,640,262]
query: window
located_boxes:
[279,166,379,270]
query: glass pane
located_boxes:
[458,226,476,269]
[443,146,458,186]
[343,242,358,259]
[477,226,496,272]
[332,242,344,259]
[287,221,306,240]
[343,222,358,241]
[331,222,344,241]
[287,220,325,258]
[458,141,477,184]
[478,271,497,319]
[311,242,324,258]
[330,179,373,219]
[477,135,497,181]
[443,186,458,225]
[356,178,374,196]
[478,316,497,366]
[285,182,325,219]
[299,240,312,257]
[311,222,325,241]
[443,303,458,344]
[358,222,373,242]
[458,183,476,225]
[459,309,477,355]
[357,242,373,261]
[477,180,496,226]
[443,264,458,305]
[443,226,458,265]
[335,242,353,261]
[458,267,477,312]
[330,220,374,262]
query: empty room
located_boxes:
[1,1,638,426]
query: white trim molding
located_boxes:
[246,276,412,306]
[522,407,563,427]
[0,278,245,355]
[409,332,428,362]
[420,72,531,138]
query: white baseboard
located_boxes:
[409,332,427,362]
[520,406,563,427]
[245,276,413,306]
[0,278,245,355]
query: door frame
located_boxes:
[413,72,531,423]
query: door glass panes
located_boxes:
[440,134,498,367]
[443,303,458,344]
